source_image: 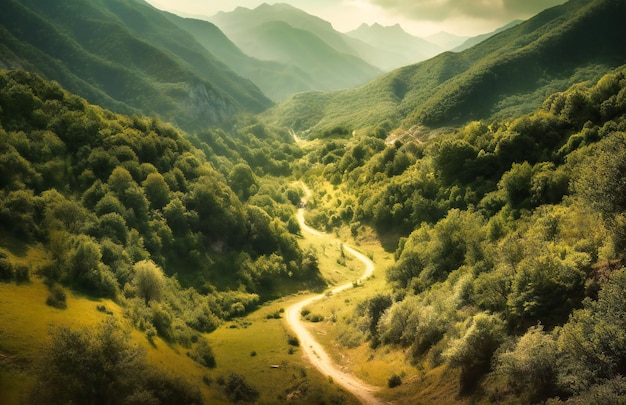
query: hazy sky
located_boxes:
[145,0,567,37]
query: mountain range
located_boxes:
[346,23,442,71]
[2,0,621,136]
[265,0,626,134]
[0,0,535,126]
[208,3,384,97]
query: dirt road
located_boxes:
[287,185,382,405]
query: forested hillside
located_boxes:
[2,0,626,403]
[265,0,626,135]
[0,0,272,131]
[0,68,323,325]
[301,64,626,403]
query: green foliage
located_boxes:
[444,313,506,392]
[287,335,300,347]
[496,325,561,402]
[265,0,626,133]
[188,337,217,369]
[0,257,14,281]
[325,65,626,402]
[45,284,67,310]
[0,70,320,324]
[220,372,260,403]
[133,260,165,306]
[30,319,202,404]
[558,267,626,392]
[357,293,392,348]
[0,0,272,131]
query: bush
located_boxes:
[46,285,67,309]
[287,335,299,347]
[30,319,202,404]
[151,304,173,340]
[14,265,30,283]
[307,313,325,322]
[445,313,506,393]
[388,374,402,388]
[0,258,14,281]
[222,373,259,403]
[496,326,560,403]
[188,337,216,368]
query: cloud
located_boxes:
[369,0,567,23]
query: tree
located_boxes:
[445,312,506,393]
[108,166,134,194]
[574,133,626,248]
[133,260,165,306]
[228,163,258,201]
[496,325,560,402]
[558,267,626,392]
[31,319,202,404]
[142,172,170,209]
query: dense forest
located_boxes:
[302,65,626,403]
[1,0,626,403]
[0,69,331,402]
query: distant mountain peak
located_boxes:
[256,3,297,11]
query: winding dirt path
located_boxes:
[286,185,382,405]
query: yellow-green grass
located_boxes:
[296,181,471,403]
[0,274,219,403]
[206,295,360,404]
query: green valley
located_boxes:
[2,0,626,404]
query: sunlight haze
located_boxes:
[145,0,567,36]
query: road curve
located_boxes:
[287,187,382,405]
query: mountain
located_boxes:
[211,3,357,56]
[160,11,313,101]
[452,20,523,52]
[0,0,273,131]
[425,31,469,50]
[346,23,442,70]
[208,3,382,92]
[264,0,626,133]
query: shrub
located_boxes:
[307,313,325,322]
[30,319,202,404]
[388,374,402,388]
[444,313,506,393]
[14,265,30,283]
[151,304,173,340]
[0,258,14,281]
[496,325,560,402]
[46,285,67,309]
[188,337,216,368]
[287,335,299,347]
[222,373,259,403]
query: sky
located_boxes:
[144,0,568,37]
